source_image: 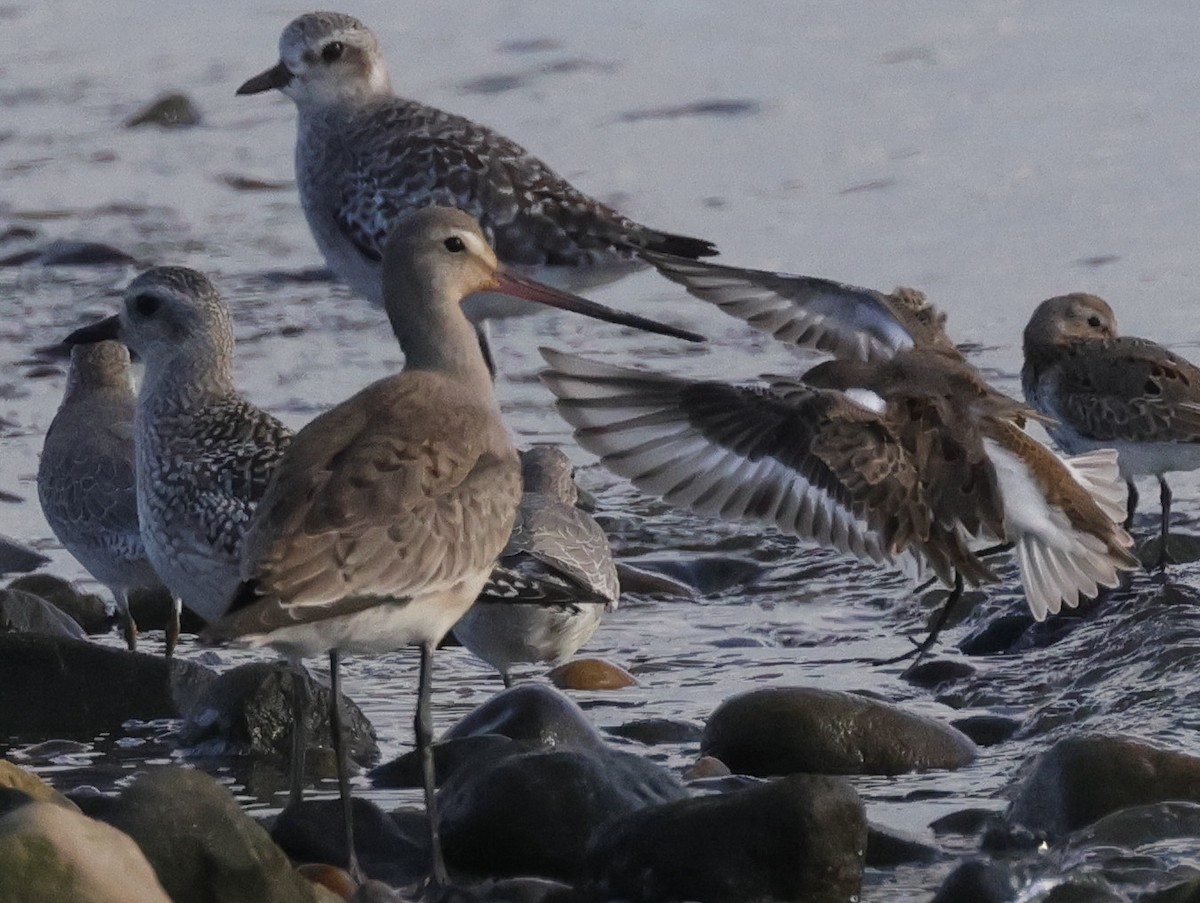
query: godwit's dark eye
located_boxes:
[133,294,161,317]
[321,41,345,63]
[1087,315,1102,328]
[444,236,466,253]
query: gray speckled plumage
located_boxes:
[38,341,166,648]
[455,446,620,683]
[240,12,716,313]
[66,268,293,626]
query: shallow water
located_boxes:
[3,2,1200,899]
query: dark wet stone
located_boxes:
[0,225,38,245]
[219,173,292,192]
[0,535,47,576]
[435,876,579,903]
[611,562,694,596]
[585,774,865,903]
[683,756,734,782]
[625,556,764,594]
[1007,735,1200,840]
[951,714,1020,747]
[930,860,1018,903]
[1057,801,1200,854]
[99,768,334,903]
[1142,877,1200,902]
[8,573,108,633]
[606,717,703,746]
[273,797,427,887]
[179,662,378,769]
[865,823,940,866]
[1138,532,1200,568]
[701,686,977,776]
[370,734,526,789]
[0,587,88,639]
[127,584,205,633]
[124,92,202,128]
[615,98,761,123]
[256,266,337,285]
[929,807,998,836]
[442,683,606,752]
[11,239,138,267]
[440,746,687,882]
[959,613,1034,654]
[499,38,562,54]
[1043,884,1126,903]
[547,657,636,690]
[903,658,976,688]
[0,634,213,737]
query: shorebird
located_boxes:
[201,207,701,888]
[544,256,1140,659]
[38,341,173,652]
[236,11,717,324]
[62,269,294,645]
[454,445,620,687]
[1022,293,1200,568]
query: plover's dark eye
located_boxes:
[444,236,466,253]
[133,294,161,317]
[321,41,345,63]
[1087,315,1102,328]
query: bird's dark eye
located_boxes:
[1087,315,1102,328]
[133,294,160,317]
[444,236,466,253]
[321,41,345,63]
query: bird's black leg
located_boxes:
[1125,479,1139,530]
[288,661,309,808]
[873,573,965,671]
[1156,476,1172,571]
[329,650,362,882]
[416,641,448,890]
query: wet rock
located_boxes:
[0,633,213,737]
[273,797,427,887]
[1143,877,1200,902]
[683,755,731,781]
[1043,885,1126,903]
[612,562,695,596]
[585,774,866,903]
[8,573,108,633]
[951,714,1020,747]
[930,860,1018,903]
[701,687,977,776]
[626,555,764,594]
[865,823,940,866]
[1006,735,1200,840]
[441,877,580,903]
[0,759,78,810]
[547,657,636,690]
[1138,533,1200,568]
[0,587,88,638]
[440,747,687,882]
[903,658,976,688]
[0,798,172,903]
[0,239,138,267]
[124,92,202,128]
[1055,801,1200,855]
[443,683,606,751]
[959,613,1034,654]
[99,768,339,903]
[0,534,47,575]
[220,173,292,192]
[929,807,997,836]
[370,734,525,789]
[606,717,703,746]
[615,98,762,124]
[180,662,378,770]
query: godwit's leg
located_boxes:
[116,589,138,651]
[1155,476,1172,571]
[328,650,363,882]
[416,640,449,889]
[1125,479,1139,530]
[164,596,182,657]
[288,659,309,808]
[873,573,965,671]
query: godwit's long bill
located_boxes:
[202,207,701,889]
[1022,293,1200,569]
[544,254,1139,664]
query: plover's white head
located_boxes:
[1024,293,1118,352]
[238,11,391,108]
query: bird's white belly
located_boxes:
[453,602,603,673]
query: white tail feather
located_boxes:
[1061,448,1129,524]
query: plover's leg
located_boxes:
[1155,476,1172,571]
[1125,479,1139,530]
[873,573,965,671]
[165,596,182,656]
[500,669,513,690]
[116,589,138,651]
[288,659,309,808]
[329,650,363,882]
[416,640,449,890]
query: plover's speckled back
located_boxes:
[38,341,170,651]
[454,445,620,686]
[543,258,1140,663]
[1022,293,1200,567]
[64,268,293,631]
[238,12,716,319]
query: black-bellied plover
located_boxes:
[38,341,172,651]
[201,207,700,888]
[543,257,1139,662]
[1022,293,1200,568]
[63,269,293,647]
[454,445,619,687]
[237,12,717,324]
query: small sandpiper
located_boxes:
[1022,293,1200,568]
[38,341,173,652]
[201,207,700,889]
[237,12,717,323]
[454,445,620,687]
[544,256,1139,661]
[63,269,294,639]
